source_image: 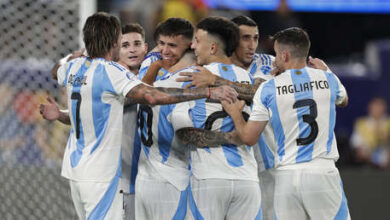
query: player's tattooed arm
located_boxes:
[126,84,237,105]
[177,66,264,102]
[142,60,175,85]
[176,128,242,147]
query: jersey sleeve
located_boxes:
[106,64,143,97]
[57,59,75,86]
[333,74,347,105]
[138,52,162,80]
[249,83,270,122]
[252,54,274,80]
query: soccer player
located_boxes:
[41,12,237,220]
[117,23,147,220]
[138,17,193,83]
[184,16,261,220]
[135,52,197,219]
[176,16,332,220]
[118,23,148,75]
[222,27,350,220]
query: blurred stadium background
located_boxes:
[1,0,390,219]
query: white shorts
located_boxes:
[259,171,275,220]
[272,163,350,220]
[135,175,188,220]
[189,177,262,220]
[123,193,135,220]
[69,177,123,220]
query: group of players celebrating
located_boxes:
[40,12,351,220]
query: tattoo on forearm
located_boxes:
[176,127,238,147]
[214,76,265,102]
[127,84,207,105]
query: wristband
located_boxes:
[207,87,211,99]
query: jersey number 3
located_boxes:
[293,99,318,145]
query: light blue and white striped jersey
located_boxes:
[137,68,195,190]
[188,63,258,181]
[248,53,274,80]
[120,104,141,194]
[249,67,347,168]
[57,57,142,182]
[253,124,277,173]
[138,51,170,81]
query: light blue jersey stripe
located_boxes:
[70,59,89,168]
[250,62,257,75]
[261,80,285,161]
[189,185,205,220]
[130,123,141,194]
[90,64,115,154]
[191,99,208,152]
[291,68,315,163]
[157,105,176,163]
[218,64,243,166]
[334,181,350,220]
[257,135,275,169]
[325,72,339,154]
[62,62,74,86]
[88,156,121,220]
[172,186,189,220]
[220,115,243,167]
[254,202,263,220]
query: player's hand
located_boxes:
[308,56,330,72]
[154,59,175,70]
[177,66,216,88]
[210,85,238,104]
[69,48,86,61]
[221,99,245,116]
[39,96,60,121]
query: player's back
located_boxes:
[57,57,141,182]
[137,67,195,190]
[254,66,347,168]
[190,62,258,181]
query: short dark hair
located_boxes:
[231,15,257,27]
[272,27,310,58]
[154,17,194,41]
[83,12,121,58]
[197,16,239,57]
[122,23,145,40]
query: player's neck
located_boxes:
[285,58,306,70]
[207,55,232,65]
[231,53,250,69]
[129,65,140,75]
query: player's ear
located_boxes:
[144,43,148,54]
[211,42,218,55]
[282,50,289,62]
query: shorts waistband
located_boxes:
[275,158,336,171]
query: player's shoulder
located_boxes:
[103,60,129,75]
[141,52,162,66]
[253,53,274,66]
[66,56,88,68]
[231,63,248,73]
